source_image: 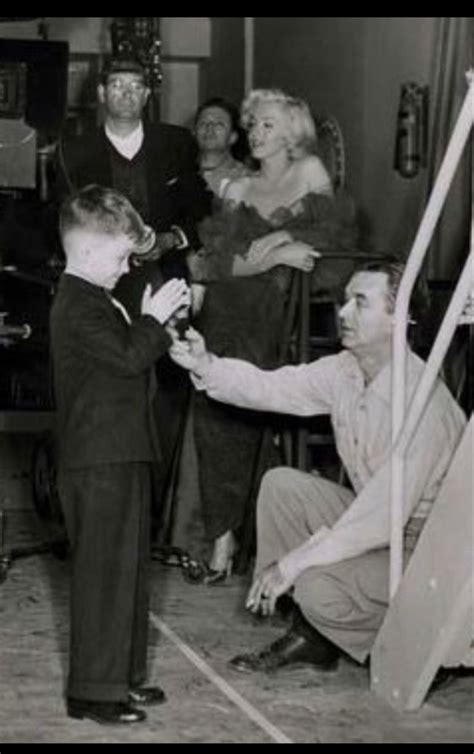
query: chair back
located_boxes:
[314,114,346,193]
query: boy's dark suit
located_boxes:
[50,274,170,702]
[54,123,212,531]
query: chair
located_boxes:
[314,113,346,193]
[235,115,352,569]
[291,114,387,471]
[290,113,348,471]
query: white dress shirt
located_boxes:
[105,122,144,161]
[104,122,188,249]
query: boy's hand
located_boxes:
[168,326,211,374]
[141,279,191,325]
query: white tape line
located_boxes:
[150,613,293,744]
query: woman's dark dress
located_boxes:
[190,192,359,542]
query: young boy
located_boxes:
[51,184,190,725]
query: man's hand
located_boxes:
[245,562,294,617]
[155,230,181,253]
[131,231,181,264]
[141,278,190,325]
[168,325,212,374]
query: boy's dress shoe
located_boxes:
[128,685,167,706]
[229,629,339,673]
[67,698,146,724]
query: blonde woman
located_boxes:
[181,89,358,582]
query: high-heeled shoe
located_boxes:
[203,531,236,585]
[180,552,208,584]
[152,546,208,584]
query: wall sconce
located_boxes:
[394,82,429,179]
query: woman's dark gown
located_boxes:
[165,191,359,557]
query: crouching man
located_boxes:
[169,260,466,673]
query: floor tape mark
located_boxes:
[150,613,293,744]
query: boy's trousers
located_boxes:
[58,462,152,701]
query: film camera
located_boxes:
[0,39,69,574]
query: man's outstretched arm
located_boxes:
[169,326,337,417]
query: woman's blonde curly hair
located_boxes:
[241,88,317,160]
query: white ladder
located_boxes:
[370,70,473,710]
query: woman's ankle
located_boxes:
[209,530,235,572]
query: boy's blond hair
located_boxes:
[60,184,147,246]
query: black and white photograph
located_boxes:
[0,16,472,745]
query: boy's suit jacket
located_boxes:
[56,121,212,316]
[50,274,171,470]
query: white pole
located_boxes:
[244,18,254,94]
[398,251,473,455]
[390,72,474,599]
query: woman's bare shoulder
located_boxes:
[296,154,333,195]
[219,174,253,204]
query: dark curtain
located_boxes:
[425,17,472,280]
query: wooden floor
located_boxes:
[0,508,473,744]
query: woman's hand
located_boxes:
[247,230,293,260]
[245,230,293,273]
[274,241,321,272]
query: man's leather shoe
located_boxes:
[229,630,339,674]
[67,698,146,724]
[128,685,167,706]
